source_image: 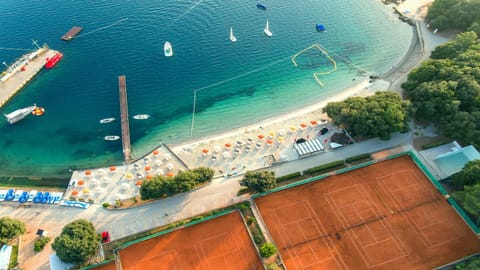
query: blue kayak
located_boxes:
[316,24,327,32]
[257,4,267,10]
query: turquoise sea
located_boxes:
[0,0,413,177]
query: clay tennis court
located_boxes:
[255,155,480,269]
[118,211,262,270]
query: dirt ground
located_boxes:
[117,211,262,270]
[256,155,480,270]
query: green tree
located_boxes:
[52,219,101,263]
[323,91,412,140]
[260,243,277,258]
[431,32,478,59]
[192,167,215,183]
[451,160,480,190]
[240,171,276,193]
[455,257,480,269]
[427,0,480,31]
[0,217,26,246]
[452,184,480,225]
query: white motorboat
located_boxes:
[104,135,120,141]
[4,105,36,124]
[100,117,116,124]
[133,114,151,120]
[164,41,173,57]
[229,27,237,42]
[264,20,272,37]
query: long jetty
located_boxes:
[118,75,131,164]
[0,46,58,108]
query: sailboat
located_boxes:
[164,41,173,57]
[229,27,237,42]
[264,20,272,37]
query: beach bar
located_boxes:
[61,26,83,41]
[118,75,131,164]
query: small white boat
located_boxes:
[99,117,116,124]
[164,41,173,57]
[229,27,237,42]
[104,135,120,141]
[264,20,272,37]
[4,105,36,124]
[133,114,151,120]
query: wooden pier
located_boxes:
[118,75,131,164]
[61,26,83,41]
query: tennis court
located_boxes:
[118,211,262,270]
[255,155,480,269]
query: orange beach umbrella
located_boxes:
[109,166,116,172]
[166,172,175,177]
[153,149,160,155]
[145,166,151,171]
[136,180,143,186]
[202,148,209,154]
[225,143,232,149]
[257,134,265,140]
[310,120,318,126]
[71,190,79,196]
[300,123,307,129]
[78,179,85,186]
[85,170,92,176]
[266,139,274,145]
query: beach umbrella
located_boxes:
[166,172,175,177]
[256,142,262,149]
[146,174,153,180]
[212,155,217,160]
[247,137,254,143]
[214,145,221,153]
[225,143,232,149]
[269,131,275,138]
[136,180,143,186]
[310,120,318,126]
[125,173,134,179]
[164,154,171,161]
[167,163,174,171]
[290,126,297,133]
[133,163,140,168]
[300,123,307,129]
[143,157,150,163]
[83,188,90,194]
[85,170,92,176]
[266,139,274,145]
[223,151,231,158]
[109,166,116,172]
[278,136,284,143]
[257,134,265,140]
[157,169,164,175]
[89,179,98,187]
[202,148,209,154]
[145,165,151,171]
[278,129,286,136]
[78,179,85,186]
[153,149,160,155]
[71,190,79,196]
[154,160,163,167]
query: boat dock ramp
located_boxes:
[118,75,132,164]
[0,46,59,108]
[61,26,83,41]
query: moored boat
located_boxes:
[264,20,272,37]
[133,114,151,120]
[316,24,327,32]
[164,41,173,57]
[229,27,237,42]
[257,4,267,10]
[4,105,36,124]
[100,117,116,124]
[104,135,120,141]
[32,106,45,116]
[45,52,63,69]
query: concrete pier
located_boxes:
[0,47,58,108]
[118,75,132,164]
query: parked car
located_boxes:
[101,231,110,243]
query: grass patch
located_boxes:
[421,138,452,150]
[8,245,18,269]
[304,160,346,175]
[345,153,372,164]
[0,176,69,189]
[276,172,302,183]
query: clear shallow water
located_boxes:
[0,0,412,177]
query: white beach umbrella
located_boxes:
[223,151,231,158]
[166,163,174,171]
[164,154,171,161]
[214,145,221,153]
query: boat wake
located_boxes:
[75,18,129,39]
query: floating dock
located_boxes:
[118,75,132,164]
[0,46,59,108]
[61,26,83,41]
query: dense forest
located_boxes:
[426,0,480,35]
[402,31,480,149]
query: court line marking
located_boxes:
[134,249,178,270]
[326,184,408,268]
[378,170,463,248]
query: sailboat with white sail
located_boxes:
[264,20,272,37]
[229,27,237,42]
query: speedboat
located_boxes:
[133,114,151,120]
[4,105,36,124]
[257,4,267,10]
[164,41,173,57]
[32,106,45,116]
[100,117,116,124]
[229,27,237,42]
[264,20,272,37]
[104,135,120,141]
[316,24,327,32]
[45,52,63,69]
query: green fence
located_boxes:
[447,197,479,234]
[408,151,448,195]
